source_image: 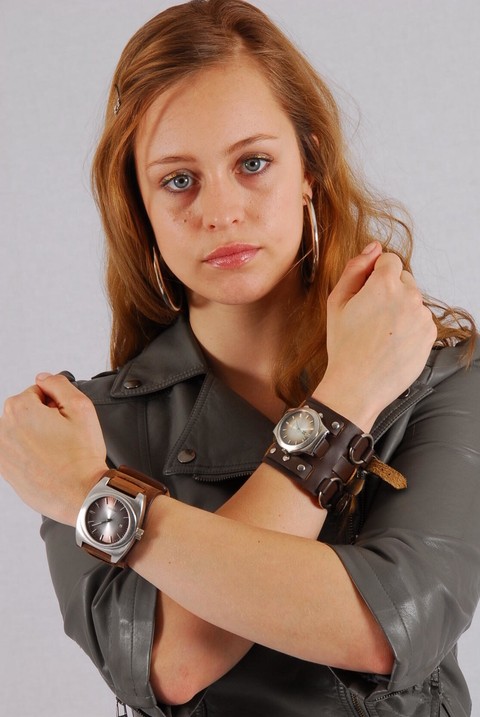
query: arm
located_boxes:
[136,467,393,705]
[0,245,437,708]
[145,339,480,703]
[332,349,480,691]
[144,245,436,702]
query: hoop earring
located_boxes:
[302,194,320,284]
[152,249,182,313]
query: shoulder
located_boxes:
[418,337,480,420]
[371,336,479,460]
[396,337,480,473]
[423,335,480,389]
[71,317,208,405]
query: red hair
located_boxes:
[91,0,476,405]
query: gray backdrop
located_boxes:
[1,1,479,714]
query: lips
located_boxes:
[203,243,259,269]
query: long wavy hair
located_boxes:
[92,0,476,406]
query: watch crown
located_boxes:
[134,527,145,541]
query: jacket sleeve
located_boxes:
[40,520,204,716]
[331,347,480,692]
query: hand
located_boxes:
[0,373,108,526]
[314,242,437,430]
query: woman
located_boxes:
[1,1,479,715]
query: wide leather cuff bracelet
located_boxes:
[263,398,375,513]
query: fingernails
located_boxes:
[362,241,379,254]
[36,372,52,381]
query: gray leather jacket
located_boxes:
[41,317,480,716]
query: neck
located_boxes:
[188,279,301,421]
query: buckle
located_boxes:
[348,433,374,466]
[317,475,343,509]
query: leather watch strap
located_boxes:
[109,465,169,503]
[263,399,374,511]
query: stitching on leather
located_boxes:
[112,366,206,397]
[138,401,153,477]
[372,387,434,441]
[167,372,214,460]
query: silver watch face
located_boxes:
[279,409,317,447]
[85,495,131,545]
[278,408,320,450]
[274,407,329,454]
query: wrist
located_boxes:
[311,378,380,433]
[75,466,169,567]
[58,464,110,527]
[265,399,375,513]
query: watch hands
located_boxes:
[292,419,309,439]
[90,518,114,527]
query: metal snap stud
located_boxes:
[177,448,196,464]
[123,379,142,389]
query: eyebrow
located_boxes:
[146,134,279,169]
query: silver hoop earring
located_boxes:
[302,194,320,284]
[152,249,182,313]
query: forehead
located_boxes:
[135,57,297,160]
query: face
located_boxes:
[135,56,311,308]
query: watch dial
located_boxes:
[281,410,316,446]
[86,496,130,545]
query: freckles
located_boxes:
[167,208,189,226]
[180,208,194,225]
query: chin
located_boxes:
[186,264,301,309]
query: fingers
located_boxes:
[3,373,90,420]
[400,269,417,287]
[35,372,88,416]
[328,241,383,308]
[368,253,420,295]
[2,384,48,421]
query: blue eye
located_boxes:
[162,173,194,192]
[241,157,270,174]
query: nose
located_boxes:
[200,178,245,231]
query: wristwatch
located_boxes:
[273,404,330,457]
[265,399,374,512]
[76,465,169,568]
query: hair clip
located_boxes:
[113,84,121,115]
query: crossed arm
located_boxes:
[136,465,393,704]
[0,245,437,705]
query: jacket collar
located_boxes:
[110,316,208,398]
[109,316,475,437]
[108,316,274,479]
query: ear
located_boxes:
[302,175,313,200]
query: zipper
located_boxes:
[115,700,150,717]
[430,666,442,715]
[194,471,253,482]
[345,478,367,545]
[372,688,409,703]
[351,692,369,717]
[116,699,134,716]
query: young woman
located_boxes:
[1,1,479,715]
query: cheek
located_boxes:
[149,204,188,247]
[266,185,305,242]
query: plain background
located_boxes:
[1,1,479,714]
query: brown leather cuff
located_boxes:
[263,399,374,512]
